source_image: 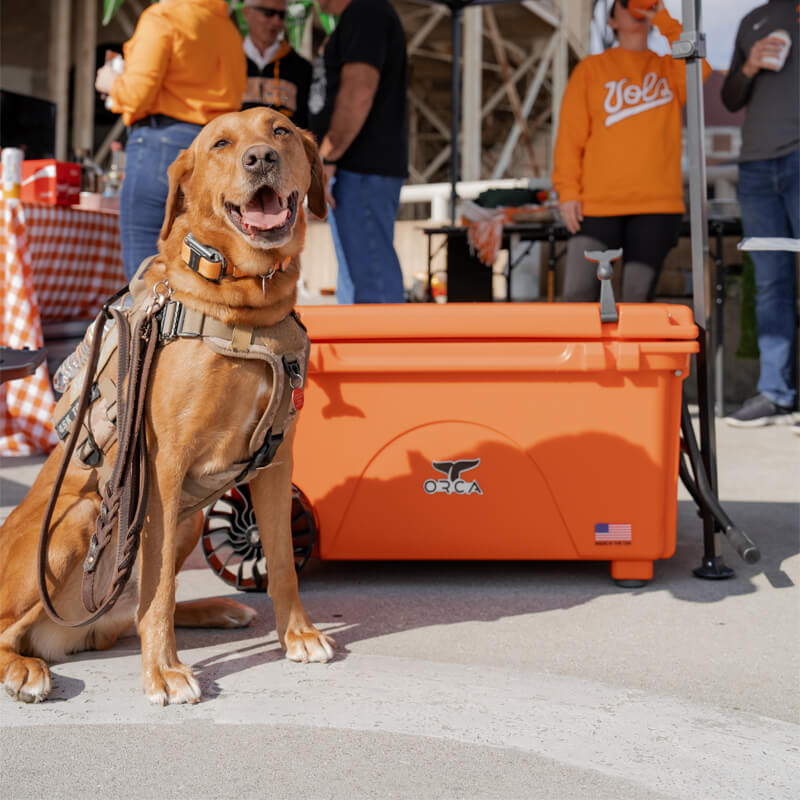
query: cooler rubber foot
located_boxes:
[693,556,735,580]
[614,579,648,588]
[610,560,653,585]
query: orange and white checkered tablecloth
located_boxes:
[22,201,126,321]
[1,199,125,456]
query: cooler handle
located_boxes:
[584,248,622,323]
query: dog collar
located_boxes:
[181,232,291,284]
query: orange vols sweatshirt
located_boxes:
[552,9,711,217]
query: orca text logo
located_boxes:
[423,459,483,495]
[603,72,674,127]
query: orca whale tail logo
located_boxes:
[426,459,483,495]
[432,459,480,481]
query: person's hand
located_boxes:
[94,64,117,96]
[559,200,583,235]
[324,163,337,210]
[742,35,786,77]
[638,1,664,24]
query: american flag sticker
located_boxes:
[595,523,632,545]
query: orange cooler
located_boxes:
[293,303,698,583]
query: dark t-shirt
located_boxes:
[308,0,408,176]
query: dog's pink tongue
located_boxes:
[242,191,289,230]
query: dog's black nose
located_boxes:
[242,145,278,172]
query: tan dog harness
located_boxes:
[52,277,309,519]
[42,237,308,628]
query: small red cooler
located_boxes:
[292,303,698,583]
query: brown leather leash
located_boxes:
[37,283,169,628]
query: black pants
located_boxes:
[562,214,683,302]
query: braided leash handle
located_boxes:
[81,310,157,615]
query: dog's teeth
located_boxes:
[279,196,287,209]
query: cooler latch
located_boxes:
[584,248,622,323]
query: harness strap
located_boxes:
[158,299,253,345]
[40,286,308,626]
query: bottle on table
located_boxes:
[102,141,125,197]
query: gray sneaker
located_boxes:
[725,394,794,427]
[792,420,800,436]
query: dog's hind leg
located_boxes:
[0,607,53,703]
[249,429,334,663]
[0,457,100,702]
[173,510,256,629]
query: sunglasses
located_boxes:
[250,7,286,20]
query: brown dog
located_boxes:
[0,107,334,705]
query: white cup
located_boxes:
[104,55,124,110]
[762,29,791,71]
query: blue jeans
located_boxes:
[119,121,202,281]
[737,149,800,409]
[328,169,406,304]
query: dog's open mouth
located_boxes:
[225,186,298,243]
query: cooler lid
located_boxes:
[297,303,698,343]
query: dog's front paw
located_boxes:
[284,628,335,663]
[143,663,201,706]
[2,655,52,703]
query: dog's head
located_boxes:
[159,107,326,273]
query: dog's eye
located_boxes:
[212,139,231,149]
[273,127,291,137]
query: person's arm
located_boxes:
[721,29,753,112]
[318,62,379,162]
[552,62,589,234]
[106,12,172,119]
[647,3,712,104]
[721,27,786,111]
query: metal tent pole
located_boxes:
[450,2,463,226]
[673,0,733,578]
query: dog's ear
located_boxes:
[159,146,195,240]
[301,130,327,220]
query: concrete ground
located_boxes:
[0,415,798,800]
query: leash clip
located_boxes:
[147,280,173,314]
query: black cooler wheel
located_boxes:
[202,483,317,592]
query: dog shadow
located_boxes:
[40,671,86,702]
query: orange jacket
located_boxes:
[552,10,711,217]
[110,0,246,127]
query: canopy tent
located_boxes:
[81,0,754,575]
